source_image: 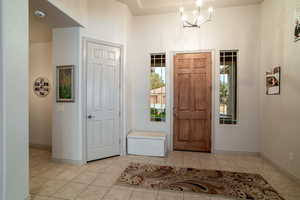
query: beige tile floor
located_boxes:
[29,148,300,200]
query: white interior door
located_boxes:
[86,41,121,161]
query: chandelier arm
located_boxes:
[184,20,196,26]
[197,18,210,26]
[184,25,201,28]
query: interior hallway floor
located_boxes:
[29,148,300,200]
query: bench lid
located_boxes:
[127,131,166,140]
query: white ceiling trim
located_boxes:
[117,0,264,16]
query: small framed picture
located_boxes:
[56,65,75,102]
[266,67,281,95]
[294,7,300,42]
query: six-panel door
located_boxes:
[86,42,121,161]
[174,53,212,152]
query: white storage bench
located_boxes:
[127,131,167,157]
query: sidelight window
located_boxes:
[150,53,166,122]
[219,50,238,125]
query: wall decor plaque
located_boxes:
[33,77,50,97]
[266,67,281,95]
[295,7,300,42]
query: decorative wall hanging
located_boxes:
[295,7,300,42]
[56,65,75,102]
[266,67,281,95]
[33,77,50,97]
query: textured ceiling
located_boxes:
[117,0,264,16]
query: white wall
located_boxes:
[129,5,261,153]
[50,0,263,161]
[29,11,53,148]
[51,0,133,162]
[82,0,131,45]
[47,0,88,26]
[82,0,133,135]
[52,27,82,163]
[81,0,133,155]
[0,0,29,199]
[29,43,53,148]
[29,8,52,43]
[260,0,300,179]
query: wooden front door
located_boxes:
[174,53,212,152]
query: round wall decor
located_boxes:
[33,77,50,97]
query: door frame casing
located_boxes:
[0,13,4,197]
[82,37,125,163]
[169,50,216,153]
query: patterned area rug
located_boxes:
[115,163,285,200]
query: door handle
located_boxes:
[173,107,178,117]
[87,115,95,119]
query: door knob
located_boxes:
[173,107,177,114]
[87,115,95,119]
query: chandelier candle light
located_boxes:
[179,0,214,28]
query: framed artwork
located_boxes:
[56,65,75,102]
[266,67,281,95]
[295,7,300,42]
[33,77,50,97]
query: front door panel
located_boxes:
[174,53,212,152]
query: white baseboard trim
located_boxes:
[260,153,300,185]
[213,149,260,156]
[52,158,84,166]
[29,143,51,151]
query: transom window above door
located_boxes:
[219,50,238,125]
[150,53,166,122]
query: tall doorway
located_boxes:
[173,52,212,152]
[84,39,122,162]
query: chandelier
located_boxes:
[179,0,214,28]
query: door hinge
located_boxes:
[119,111,121,117]
[119,138,121,145]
